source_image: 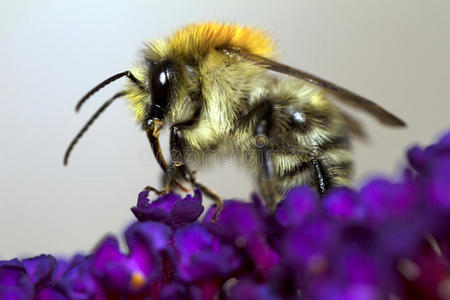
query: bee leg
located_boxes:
[167,104,201,176]
[310,158,330,197]
[192,180,223,222]
[253,101,278,209]
[169,125,223,221]
[176,163,223,221]
[143,185,169,195]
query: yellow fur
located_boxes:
[125,66,148,121]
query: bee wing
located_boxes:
[227,49,406,127]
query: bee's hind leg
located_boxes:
[309,158,331,197]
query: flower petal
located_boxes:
[275,186,318,227]
[174,224,242,282]
[0,259,34,300]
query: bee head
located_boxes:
[139,55,201,139]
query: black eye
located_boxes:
[150,61,174,120]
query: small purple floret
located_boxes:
[174,224,242,282]
[131,189,204,228]
[0,259,34,300]
[275,186,318,227]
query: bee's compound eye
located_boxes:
[150,61,173,119]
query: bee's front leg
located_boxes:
[143,185,170,195]
[168,125,223,221]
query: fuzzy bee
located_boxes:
[64,22,405,218]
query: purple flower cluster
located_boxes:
[1,131,450,300]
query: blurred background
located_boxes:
[1,0,448,259]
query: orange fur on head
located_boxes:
[166,22,276,59]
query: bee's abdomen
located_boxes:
[315,134,353,189]
[241,78,355,205]
[272,131,353,201]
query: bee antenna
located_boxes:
[75,71,141,112]
[64,91,126,166]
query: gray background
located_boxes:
[1,0,449,259]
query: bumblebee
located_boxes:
[64,22,405,217]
